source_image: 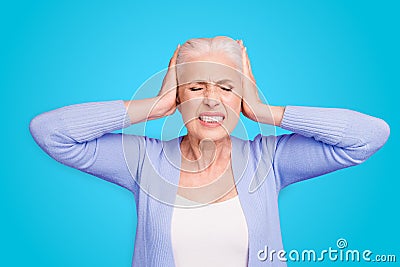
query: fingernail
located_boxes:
[178,44,180,48]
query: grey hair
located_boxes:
[176,36,243,72]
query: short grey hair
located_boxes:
[176,36,243,72]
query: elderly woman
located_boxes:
[29,36,390,267]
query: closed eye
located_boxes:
[220,86,233,91]
[189,86,233,91]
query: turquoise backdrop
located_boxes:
[1,0,398,266]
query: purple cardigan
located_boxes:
[29,100,390,266]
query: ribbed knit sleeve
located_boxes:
[266,105,390,192]
[29,100,145,194]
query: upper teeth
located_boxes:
[199,116,224,122]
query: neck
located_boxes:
[180,133,231,172]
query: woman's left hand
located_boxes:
[237,40,285,126]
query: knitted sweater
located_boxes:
[29,100,390,266]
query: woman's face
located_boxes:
[176,53,243,141]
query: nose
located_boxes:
[202,85,221,109]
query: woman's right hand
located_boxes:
[124,44,180,124]
[155,44,181,117]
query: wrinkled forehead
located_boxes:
[177,61,242,86]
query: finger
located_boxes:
[169,46,180,67]
[243,47,256,83]
[173,44,180,59]
[246,49,251,71]
[242,46,250,78]
[240,42,246,65]
[244,47,253,73]
[242,48,248,77]
[237,40,244,49]
[169,44,181,67]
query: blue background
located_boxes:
[1,0,398,266]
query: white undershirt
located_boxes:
[171,194,249,267]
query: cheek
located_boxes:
[222,103,241,133]
[223,95,242,114]
[221,96,242,130]
[178,97,202,123]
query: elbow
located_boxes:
[378,118,390,143]
[29,112,63,153]
[29,113,50,150]
[360,117,390,161]
[381,119,390,145]
[29,112,95,170]
[342,117,390,164]
[369,117,390,152]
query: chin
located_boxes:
[185,119,233,140]
[189,128,230,142]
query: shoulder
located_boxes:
[231,134,280,193]
[123,134,184,155]
[230,133,280,166]
[229,133,279,156]
[247,133,279,153]
[121,134,166,154]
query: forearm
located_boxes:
[29,100,143,192]
[123,96,171,124]
[29,100,132,167]
[255,103,285,126]
[271,105,390,191]
[279,105,390,159]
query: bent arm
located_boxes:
[29,100,144,194]
[269,105,390,192]
[123,96,174,124]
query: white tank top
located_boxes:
[171,194,249,267]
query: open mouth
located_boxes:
[198,115,225,123]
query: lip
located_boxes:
[198,112,225,128]
[198,112,225,118]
